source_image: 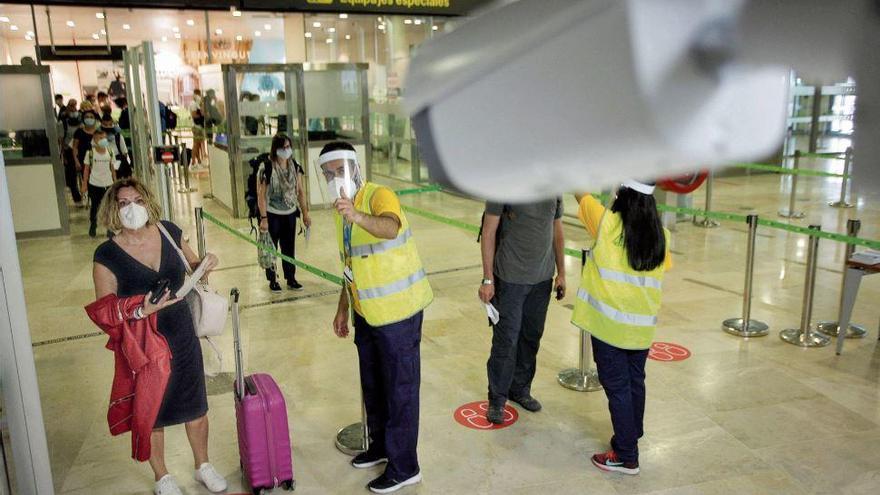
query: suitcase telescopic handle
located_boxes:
[231,288,245,399]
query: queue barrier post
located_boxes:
[780,225,830,347]
[722,214,769,337]
[693,170,720,228]
[829,147,854,208]
[778,150,806,219]
[335,396,369,456]
[194,207,206,259]
[816,219,867,338]
[557,249,602,392]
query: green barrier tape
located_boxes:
[201,211,344,286]
[395,184,443,196]
[730,162,848,179]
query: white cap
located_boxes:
[622,179,655,195]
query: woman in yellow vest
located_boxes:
[572,180,671,476]
[320,142,432,494]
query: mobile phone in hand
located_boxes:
[149,278,171,304]
[555,286,564,301]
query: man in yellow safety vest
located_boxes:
[321,141,432,494]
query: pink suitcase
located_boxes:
[231,289,296,494]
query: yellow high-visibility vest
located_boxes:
[571,211,669,350]
[335,182,433,327]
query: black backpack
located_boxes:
[165,107,178,130]
[245,153,273,229]
[476,204,510,243]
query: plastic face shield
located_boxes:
[317,150,361,202]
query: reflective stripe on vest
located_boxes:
[357,268,427,301]
[576,288,658,327]
[597,267,662,289]
[349,228,413,257]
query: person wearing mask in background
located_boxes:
[97,91,112,117]
[54,94,66,119]
[81,130,117,237]
[100,113,131,179]
[572,183,671,476]
[479,196,566,424]
[61,99,84,207]
[72,110,100,181]
[85,93,97,108]
[89,178,224,495]
[189,89,207,170]
[323,141,432,494]
[256,133,310,292]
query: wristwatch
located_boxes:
[481,278,493,285]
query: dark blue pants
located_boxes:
[487,277,553,406]
[591,336,649,464]
[354,311,422,479]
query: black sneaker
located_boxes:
[510,394,542,412]
[287,280,303,291]
[367,471,422,494]
[486,404,505,424]
[269,281,283,293]
[351,451,388,469]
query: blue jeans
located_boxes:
[486,277,553,406]
[354,311,422,479]
[591,336,649,464]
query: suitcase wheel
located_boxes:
[283,479,296,491]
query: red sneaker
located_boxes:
[591,450,640,475]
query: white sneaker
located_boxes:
[154,474,183,495]
[194,462,228,493]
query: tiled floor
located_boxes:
[15,139,880,494]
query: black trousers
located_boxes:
[63,148,82,203]
[87,184,108,227]
[264,211,298,284]
[486,277,553,406]
[355,311,422,480]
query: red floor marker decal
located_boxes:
[454,401,518,430]
[649,342,691,362]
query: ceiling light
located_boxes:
[312,21,321,28]
[25,35,32,41]
[378,24,385,30]
[377,16,383,22]
[92,33,100,39]
[161,36,168,42]
[215,28,223,35]
[96,12,104,19]
[235,34,243,41]
[432,25,439,31]
[9,25,18,31]
[26,30,34,36]
[404,19,413,25]
[66,20,75,27]
[304,32,312,38]
[186,19,195,26]
[254,30,261,37]
[172,26,179,33]
[174,33,181,39]
[100,29,106,35]
[0,17,9,23]
[326,38,333,44]
[340,13,348,19]
[264,23,271,30]
[328,27,336,33]
[414,19,423,25]
[232,8,242,17]
[122,23,131,30]
[345,34,351,40]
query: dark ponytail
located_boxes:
[611,186,666,271]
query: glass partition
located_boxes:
[369,99,427,184]
[0,74,52,160]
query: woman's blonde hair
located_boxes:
[97,178,162,232]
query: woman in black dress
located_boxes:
[92,178,226,495]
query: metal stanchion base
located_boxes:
[778,209,806,219]
[335,422,366,456]
[693,218,720,228]
[557,368,602,392]
[779,327,830,347]
[828,201,854,208]
[815,321,867,339]
[722,318,769,337]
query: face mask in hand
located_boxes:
[119,203,150,230]
[276,148,293,160]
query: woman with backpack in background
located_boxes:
[571,181,672,476]
[256,133,311,292]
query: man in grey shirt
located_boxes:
[478,198,566,424]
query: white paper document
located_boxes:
[485,303,500,325]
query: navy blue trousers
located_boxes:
[591,336,649,464]
[354,311,422,479]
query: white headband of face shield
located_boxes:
[317,149,359,167]
[622,179,655,195]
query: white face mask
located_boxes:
[326,177,358,201]
[119,203,150,230]
[276,147,293,160]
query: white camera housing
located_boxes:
[406,0,790,202]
